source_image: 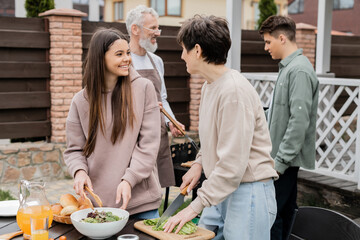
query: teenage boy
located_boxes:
[259,15,319,240]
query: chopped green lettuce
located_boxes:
[143,218,197,235]
[81,210,121,223]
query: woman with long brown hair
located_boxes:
[64,28,162,218]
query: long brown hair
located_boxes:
[83,28,135,157]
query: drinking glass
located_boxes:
[30,216,49,240]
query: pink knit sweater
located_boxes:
[64,67,162,215]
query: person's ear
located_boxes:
[131,24,140,36]
[194,44,202,58]
[279,34,286,44]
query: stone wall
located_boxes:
[0,142,68,186]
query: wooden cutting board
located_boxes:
[134,220,215,240]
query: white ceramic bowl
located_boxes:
[70,207,129,239]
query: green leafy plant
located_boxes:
[257,0,277,30]
[0,189,16,201]
[25,0,55,18]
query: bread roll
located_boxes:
[60,205,79,216]
[60,194,79,208]
[79,204,91,210]
[51,204,63,215]
[77,196,87,206]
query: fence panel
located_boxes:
[241,30,279,73]
[331,35,360,78]
[243,73,360,189]
[0,16,50,140]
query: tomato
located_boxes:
[59,237,67,240]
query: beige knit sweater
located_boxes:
[190,69,278,214]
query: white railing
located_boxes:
[243,72,360,189]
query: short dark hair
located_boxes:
[177,15,231,65]
[259,15,296,42]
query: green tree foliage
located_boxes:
[257,0,277,29]
[25,0,55,18]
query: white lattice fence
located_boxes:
[243,73,360,189]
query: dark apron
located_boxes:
[135,53,175,188]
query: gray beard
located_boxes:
[139,37,158,53]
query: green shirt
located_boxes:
[268,49,319,174]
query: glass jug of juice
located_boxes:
[16,180,53,239]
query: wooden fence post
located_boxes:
[39,9,87,143]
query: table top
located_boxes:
[0,216,156,240]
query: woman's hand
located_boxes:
[163,205,198,234]
[74,170,93,198]
[180,163,202,193]
[116,180,132,209]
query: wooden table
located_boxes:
[0,216,156,240]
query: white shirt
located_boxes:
[131,52,176,124]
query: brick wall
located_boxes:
[39,9,87,143]
[296,23,316,67]
[189,75,205,132]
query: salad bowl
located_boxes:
[70,207,129,239]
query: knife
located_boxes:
[155,185,189,229]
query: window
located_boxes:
[333,0,354,10]
[150,0,181,16]
[73,0,104,5]
[288,0,304,14]
[114,1,124,21]
[72,0,89,4]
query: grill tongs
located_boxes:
[160,108,199,152]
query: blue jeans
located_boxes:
[131,209,159,219]
[198,179,276,240]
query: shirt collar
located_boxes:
[279,48,303,69]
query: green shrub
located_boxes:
[257,0,277,30]
[25,0,55,18]
[0,189,16,201]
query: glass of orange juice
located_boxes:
[31,216,49,240]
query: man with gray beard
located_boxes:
[126,5,185,188]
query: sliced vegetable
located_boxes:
[143,218,197,235]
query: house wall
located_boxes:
[104,0,287,29]
[104,0,226,25]
[289,0,360,35]
[0,0,15,16]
